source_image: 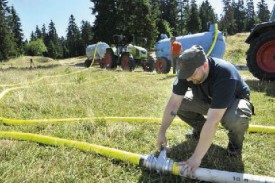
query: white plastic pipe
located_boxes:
[145,148,275,183]
[189,167,275,183]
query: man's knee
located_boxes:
[178,91,209,115]
[221,99,252,132]
[177,111,205,122]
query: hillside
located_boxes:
[223,32,250,66]
[1,33,250,70]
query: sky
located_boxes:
[8,0,95,40]
[8,0,275,41]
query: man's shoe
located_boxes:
[227,143,242,156]
[185,130,200,140]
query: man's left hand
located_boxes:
[177,155,201,178]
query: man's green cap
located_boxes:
[177,45,207,79]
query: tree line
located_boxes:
[0,0,271,61]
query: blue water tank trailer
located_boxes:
[155,24,226,73]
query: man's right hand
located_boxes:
[156,133,167,150]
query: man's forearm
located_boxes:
[192,121,219,160]
[192,108,226,160]
[159,107,177,134]
[159,95,182,134]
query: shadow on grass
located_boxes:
[138,140,244,183]
[72,62,103,68]
[157,75,177,81]
[0,64,61,71]
[72,62,86,67]
[246,79,275,97]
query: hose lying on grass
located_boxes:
[1,116,275,134]
[0,131,274,183]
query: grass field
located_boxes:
[0,34,274,183]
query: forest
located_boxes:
[0,0,271,61]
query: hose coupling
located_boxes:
[142,147,173,174]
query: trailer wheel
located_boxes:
[246,31,275,80]
[99,59,105,69]
[155,57,171,74]
[84,59,92,68]
[166,58,171,73]
[121,52,135,71]
[142,56,155,72]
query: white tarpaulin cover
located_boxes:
[86,42,110,60]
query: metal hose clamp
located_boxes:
[142,147,173,174]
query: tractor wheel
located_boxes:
[246,31,275,80]
[142,56,155,72]
[121,52,135,71]
[84,59,92,68]
[104,48,117,69]
[155,57,171,74]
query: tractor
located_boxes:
[84,35,155,72]
[245,4,275,80]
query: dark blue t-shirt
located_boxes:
[173,57,250,109]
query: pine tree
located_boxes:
[156,19,172,40]
[47,40,59,59]
[91,0,157,48]
[90,0,117,43]
[256,0,270,23]
[34,25,42,39]
[8,6,24,55]
[176,0,190,35]
[80,20,93,55]
[41,24,47,40]
[181,0,191,34]
[160,0,180,36]
[45,20,62,58]
[66,14,81,57]
[199,0,216,32]
[0,0,16,60]
[140,0,158,48]
[219,0,236,35]
[245,0,255,31]
[177,0,184,35]
[150,0,169,39]
[60,36,69,58]
[30,31,36,41]
[233,0,246,32]
[115,0,157,48]
[186,0,201,33]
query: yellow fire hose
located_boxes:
[206,23,219,56]
[0,131,173,173]
[1,116,275,134]
[0,131,274,183]
[1,69,275,133]
[90,42,99,67]
[0,131,142,165]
